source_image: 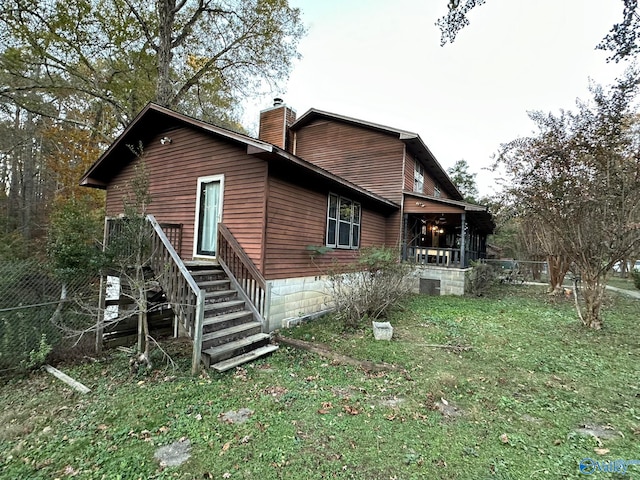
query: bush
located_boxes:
[466,262,498,296]
[328,246,412,329]
[631,269,640,290]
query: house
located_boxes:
[80,100,494,371]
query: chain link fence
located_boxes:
[0,259,100,376]
[481,259,549,284]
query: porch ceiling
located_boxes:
[403,191,495,233]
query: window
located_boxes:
[414,161,424,192]
[326,193,361,249]
[434,184,441,197]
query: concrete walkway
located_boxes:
[524,282,640,300]
[605,285,640,299]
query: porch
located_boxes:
[402,213,488,268]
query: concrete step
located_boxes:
[211,344,279,372]
[203,333,270,364]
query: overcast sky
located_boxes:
[244,0,628,197]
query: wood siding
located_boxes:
[403,194,463,215]
[293,119,405,204]
[105,127,267,266]
[263,176,389,280]
[404,152,450,199]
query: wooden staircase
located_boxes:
[185,262,278,372]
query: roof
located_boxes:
[291,108,464,201]
[79,103,398,211]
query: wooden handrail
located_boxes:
[217,223,266,289]
[217,223,268,327]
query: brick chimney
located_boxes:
[258,98,296,152]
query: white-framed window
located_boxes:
[434,184,441,197]
[414,161,424,193]
[326,193,361,249]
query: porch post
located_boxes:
[402,213,408,261]
[460,212,467,268]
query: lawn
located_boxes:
[1,285,638,479]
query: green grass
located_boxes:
[1,285,639,479]
[607,275,637,291]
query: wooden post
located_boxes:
[191,290,205,375]
[95,275,106,355]
[460,212,467,268]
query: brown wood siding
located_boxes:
[263,176,389,280]
[293,119,405,204]
[105,127,267,266]
[385,210,403,247]
[404,152,416,193]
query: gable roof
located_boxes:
[80,103,398,211]
[290,108,464,201]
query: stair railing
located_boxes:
[146,215,204,374]
[217,223,269,329]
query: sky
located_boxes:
[243,0,628,197]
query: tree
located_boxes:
[437,0,640,62]
[494,74,640,329]
[447,159,479,203]
[0,0,305,136]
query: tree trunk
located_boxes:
[580,277,606,329]
[547,255,570,294]
[155,0,176,106]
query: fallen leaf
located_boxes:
[594,448,610,455]
[219,442,231,456]
[441,397,449,406]
[222,473,231,479]
[343,405,360,415]
[500,433,509,444]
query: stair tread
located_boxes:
[190,269,225,276]
[197,279,230,286]
[205,289,237,299]
[203,333,270,357]
[201,320,261,340]
[203,309,253,326]
[211,345,279,372]
[184,260,220,267]
[204,299,245,311]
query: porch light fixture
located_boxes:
[160,136,172,145]
[415,201,425,207]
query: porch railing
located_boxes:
[406,246,485,268]
[104,215,204,375]
[217,223,268,328]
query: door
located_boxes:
[194,175,224,257]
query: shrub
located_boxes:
[327,246,412,329]
[631,269,640,290]
[466,261,498,296]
